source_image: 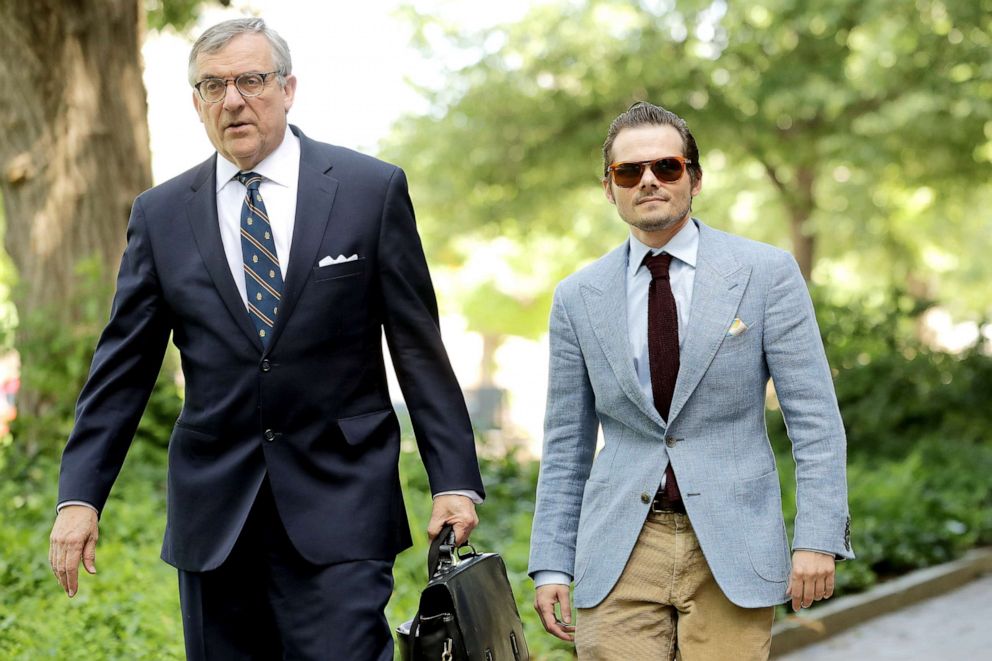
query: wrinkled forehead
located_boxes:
[195,34,275,79]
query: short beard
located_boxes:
[626,195,692,233]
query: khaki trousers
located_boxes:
[575,511,773,661]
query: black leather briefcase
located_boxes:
[397,525,529,660]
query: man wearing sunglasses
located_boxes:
[529,102,852,659]
[48,17,484,660]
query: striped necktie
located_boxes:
[237,171,283,346]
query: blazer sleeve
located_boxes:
[57,196,172,513]
[376,167,485,499]
[763,251,853,559]
[528,286,599,578]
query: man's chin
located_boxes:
[631,216,682,233]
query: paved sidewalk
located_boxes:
[777,573,992,660]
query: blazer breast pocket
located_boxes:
[312,257,366,282]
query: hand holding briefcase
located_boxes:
[397,524,530,660]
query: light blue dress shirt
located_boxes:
[534,219,699,588]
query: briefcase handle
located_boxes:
[428,524,478,578]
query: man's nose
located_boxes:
[221,81,246,110]
[639,167,661,188]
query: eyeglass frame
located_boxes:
[193,71,282,104]
[605,155,693,187]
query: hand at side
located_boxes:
[49,505,99,597]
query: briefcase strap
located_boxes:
[428,524,478,578]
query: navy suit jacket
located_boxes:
[58,126,484,572]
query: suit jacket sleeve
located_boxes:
[763,251,853,559]
[57,196,172,513]
[377,168,484,499]
[528,286,599,578]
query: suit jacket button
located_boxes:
[665,435,677,448]
[261,359,271,372]
[264,429,276,442]
[640,492,651,504]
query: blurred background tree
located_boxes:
[383,0,992,315]
[0,0,228,452]
[0,1,989,658]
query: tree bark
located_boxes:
[0,0,152,417]
[760,158,817,281]
[788,166,816,281]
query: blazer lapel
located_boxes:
[668,223,751,423]
[263,129,339,353]
[185,156,264,352]
[582,243,665,429]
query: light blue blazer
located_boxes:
[528,220,853,609]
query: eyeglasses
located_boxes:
[607,156,692,187]
[194,71,279,103]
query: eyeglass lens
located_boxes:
[199,73,268,102]
[613,158,685,187]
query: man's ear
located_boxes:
[192,91,205,123]
[281,74,297,113]
[603,177,616,205]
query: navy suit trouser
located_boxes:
[178,479,394,661]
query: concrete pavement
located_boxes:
[776,572,992,659]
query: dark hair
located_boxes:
[602,102,702,184]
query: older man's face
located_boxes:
[192,33,296,171]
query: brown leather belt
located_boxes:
[651,491,687,514]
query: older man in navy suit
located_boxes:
[48,18,483,660]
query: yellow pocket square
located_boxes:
[727,318,748,337]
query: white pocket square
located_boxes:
[727,318,749,336]
[318,254,358,267]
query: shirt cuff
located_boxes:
[794,548,837,558]
[57,501,99,514]
[432,490,483,504]
[533,570,572,587]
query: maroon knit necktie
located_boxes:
[644,252,681,502]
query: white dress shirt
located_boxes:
[215,126,299,300]
[534,220,698,588]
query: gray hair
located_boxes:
[187,18,292,86]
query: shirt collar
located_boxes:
[627,217,699,278]
[215,125,300,192]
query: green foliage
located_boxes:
[0,445,183,660]
[385,0,992,328]
[8,259,181,460]
[390,446,575,659]
[776,441,992,597]
[772,288,992,460]
[768,288,992,598]
[145,0,231,33]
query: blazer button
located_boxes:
[260,359,271,372]
[665,435,677,448]
[640,492,651,504]
[264,429,276,442]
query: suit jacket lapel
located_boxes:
[185,155,264,352]
[264,128,339,353]
[668,222,751,423]
[582,243,665,429]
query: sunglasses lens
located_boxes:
[612,164,644,187]
[651,158,685,182]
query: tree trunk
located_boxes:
[788,166,816,281]
[480,333,502,388]
[0,1,152,418]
